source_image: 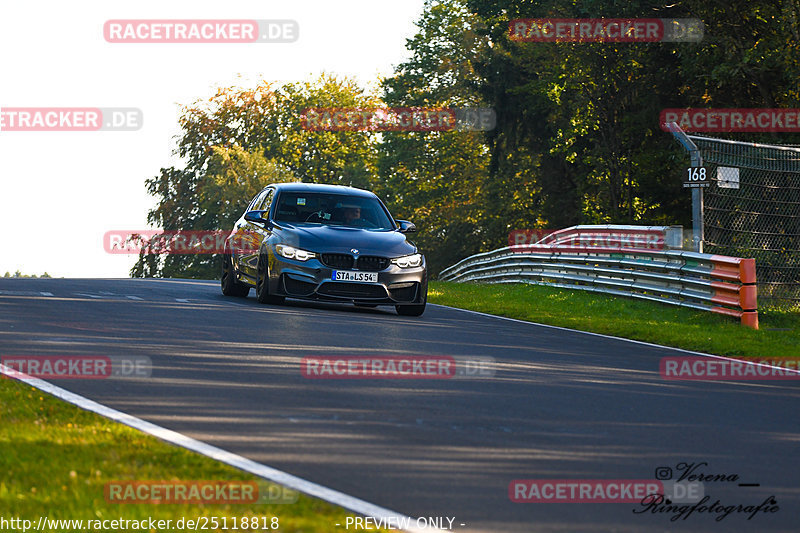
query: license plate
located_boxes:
[331,270,378,283]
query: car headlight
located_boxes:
[276,244,317,261]
[391,253,423,268]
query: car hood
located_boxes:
[273,223,417,257]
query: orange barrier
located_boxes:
[709,257,758,328]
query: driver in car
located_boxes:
[341,203,367,226]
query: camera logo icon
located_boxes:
[655,467,673,480]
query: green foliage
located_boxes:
[378,0,500,274]
[136,1,800,279]
[132,74,379,279]
[3,271,52,278]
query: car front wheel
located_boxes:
[256,252,285,305]
[221,253,250,297]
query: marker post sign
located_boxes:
[666,122,707,251]
[683,166,710,188]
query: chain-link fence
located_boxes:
[686,135,800,310]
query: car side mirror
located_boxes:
[244,210,269,225]
[396,220,417,233]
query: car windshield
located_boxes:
[273,192,395,230]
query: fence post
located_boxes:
[666,122,705,252]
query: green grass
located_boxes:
[0,377,386,532]
[428,281,800,359]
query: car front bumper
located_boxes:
[268,255,427,305]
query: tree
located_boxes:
[379,0,502,274]
[133,74,380,279]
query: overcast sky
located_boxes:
[0,0,427,277]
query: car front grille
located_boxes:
[321,254,389,271]
[317,282,387,299]
[321,253,354,269]
[356,256,389,271]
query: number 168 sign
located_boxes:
[683,167,711,188]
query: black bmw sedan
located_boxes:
[221,183,427,316]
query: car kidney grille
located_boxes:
[321,253,354,269]
[356,256,389,271]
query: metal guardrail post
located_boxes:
[666,122,704,252]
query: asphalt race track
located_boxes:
[1,277,798,532]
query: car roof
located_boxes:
[269,182,377,198]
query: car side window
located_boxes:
[258,189,275,213]
[247,191,265,211]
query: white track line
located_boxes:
[0,364,445,533]
[0,290,52,296]
[430,303,800,374]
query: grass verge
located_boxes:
[0,377,386,532]
[428,281,799,359]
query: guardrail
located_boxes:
[439,225,759,328]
